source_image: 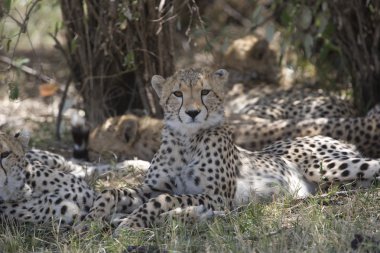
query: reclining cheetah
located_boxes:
[83,68,380,234]
[88,114,162,161]
[0,131,95,224]
[0,131,150,225]
[226,87,357,120]
[232,116,380,158]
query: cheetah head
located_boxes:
[151,68,229,134]
[0,131,32,202]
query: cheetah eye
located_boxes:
[173,91,183,97]
[201,89,210,96]
[0,151,11,159]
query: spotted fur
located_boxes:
[226,88,356,120]
[79,89,362,161]
[0,131,95,224]
[83,68,380,234]
[232,116,380,158]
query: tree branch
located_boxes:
[0,55,58,85]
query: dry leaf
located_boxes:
[39,83,59,97]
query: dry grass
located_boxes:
[0,186,379,253]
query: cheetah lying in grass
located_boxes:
[232,116,380,158]
[0,131,95,224]
[81,68,379,234]
[225,87,357,120]
[87,114,162,161]
[0,131,149,225]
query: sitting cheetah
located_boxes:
[0,131,95,224]
[83,68,379,234]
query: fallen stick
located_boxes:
[0,55,57,84]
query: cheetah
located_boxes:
[226,87,357,120]
[0,131,95,224]
[232,116,380,158]
[82,68,380,234]
[74,91,358,162]
[223,35,279,84]
[88,114,162,161]
[18,136,149,179]
[0,131,150,225]
[367,103,380,118]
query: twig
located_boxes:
[48,33,72,72]
[189,0,215,57]
[220,0,252,27]
[0,55,57,84]
[56,76,72,141]
[6,0,41,58]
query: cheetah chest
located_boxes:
[170,164,204,195]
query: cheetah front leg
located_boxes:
[113,193,223,234]
[111,205,224,228]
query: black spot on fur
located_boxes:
[341,170,350,177]
[339,163,348,170]
[360,163,369,171]
[153,201,161,209]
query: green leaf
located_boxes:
[303,34,314,59]
[69,36,78,53]
[4,0,12,13]
[317,13,328,35]
[123,51,136,71]
[299,6,312,30]
[8,82,19,100]
[6,38,12,52]
[280,8,291,26]
[251,5,263,24]
[12,58,30,70]
[54,21,62,37]
[265,23,275,42]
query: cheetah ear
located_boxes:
[123,119,138,144]
[14,130,30,149]
[213,69,229,84]
[151,75,166,98]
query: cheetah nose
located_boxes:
[186,110,201,119]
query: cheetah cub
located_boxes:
[84,68,380,233]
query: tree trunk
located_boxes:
[59,0,177,124]
[328,0,380,113]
